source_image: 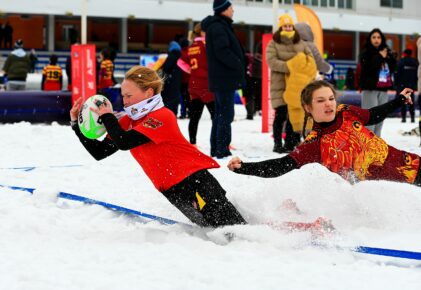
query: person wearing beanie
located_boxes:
[266,13,316,154]
[213,0,232,15]
[2,38,31,90]
[201,2,245,159]
[14,39,23,49]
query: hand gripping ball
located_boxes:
[78,95,113,139]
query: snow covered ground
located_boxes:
[1,105,421,290]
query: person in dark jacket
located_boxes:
[161,41,182,116]
[201,0,246,159]
[358,28,397,137]
[0,23,4,49]
[179,37,191,119]
[3,22,13,49]
[2,39,31,91]
[395,49,419,123]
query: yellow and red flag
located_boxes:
[293,4,323,54]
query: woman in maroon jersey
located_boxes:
[228,80,421,187]
[178,23,215,145]
[70,65,245,227]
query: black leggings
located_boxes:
[273,105,301,149]
[414,165,421,187]
[188,99,215,144]
[162,170,246,227]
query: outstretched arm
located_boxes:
[228,156,298,178]
[367,88,413,125]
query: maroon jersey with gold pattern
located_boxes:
[289,105,420,184]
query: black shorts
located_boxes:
[162,169,246,227]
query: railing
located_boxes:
[0,50,140,76]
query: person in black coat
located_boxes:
[395,49,419,123]
[161,41,182,116]
[3,22,13,49]
[201,0,246,159]
[357,28,397,137]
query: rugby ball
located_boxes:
[78,95,113,139]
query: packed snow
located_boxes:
[1,105,421,289]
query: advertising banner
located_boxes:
[262,33,274,133]
[71,44,97,104]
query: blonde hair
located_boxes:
[124,65,164,94]
[192,23,202,38]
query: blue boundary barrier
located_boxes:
[0,89,122,123]
[0,184,185,226]
[0,164,83,171]
[1,183,421,261]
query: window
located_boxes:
[321,0,328,6]
[329,0,336,7]
[284,0,293,4]
[338,0,345,8]
[346,0,353,8]
[312,0,319,6]
[380,0,403,8]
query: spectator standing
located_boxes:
[3,22,13,49]
[41,54,63,91]
[266,14,315,154]
[0,23,4,49]
[161,41,183,116]
[179,37,191,119]
[97,48,115,90]
[418,37,421,92]
[417,37,421,146]
[178,22,215,145]
[358,28,396,137]
[344,67,356,90]
[2,39,31,91]
[250,43,263,116]
[29,49,38,73]
[395,49,418,123]
[243,51,255,120]
[201,0,245,159]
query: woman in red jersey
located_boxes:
[70,65,245,227]
[228,80,421,187]
[178,23,215,145]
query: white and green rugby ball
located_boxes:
[78,95,113,139]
